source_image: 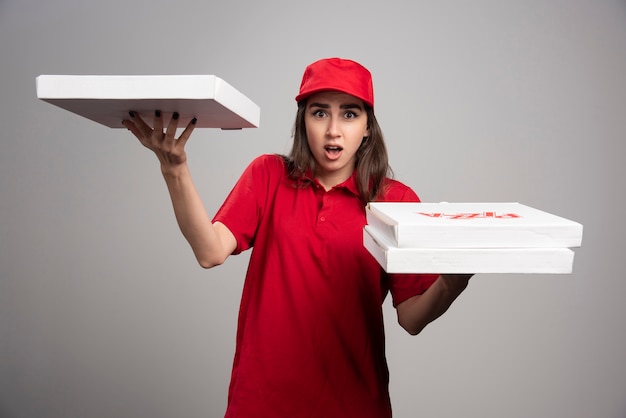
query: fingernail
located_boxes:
[129,111,136,118]
[155,110,161,117]
[191,117,197,125]
[172,112,179,120]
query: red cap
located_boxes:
[295,58,374,108]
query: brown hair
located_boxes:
[282,101,393,203]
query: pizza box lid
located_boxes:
[36,74,260,129]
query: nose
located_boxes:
[326,116,340,138]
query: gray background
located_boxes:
[1,1,625,417]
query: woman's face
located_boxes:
[304,91,370,189]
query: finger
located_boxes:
[153,110,163,134]
[165,112,180,141]
[122,119,149,144]
[128,111,152,137]
[177,117,197,148]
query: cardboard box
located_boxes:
[366,202,583,248]
[363,226,576,274]
[36,75,260,129]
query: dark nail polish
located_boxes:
[172,112,179,120]
[155,110,161,117]
[191,117,197,125]
[129,111,136,118]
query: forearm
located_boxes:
[396,274,471,335]
[162,163,234,268]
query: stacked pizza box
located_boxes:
[363,202,583,274]
[36,74,260,130]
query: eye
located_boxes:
[312,109,327,118]
[344,111,358,119]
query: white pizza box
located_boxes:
[363,226,575,274]
[366,202,583,249]
[36,75,260,129]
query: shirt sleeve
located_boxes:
[380,179,440,307]
[212,154,280,254]
[388,273,439,307]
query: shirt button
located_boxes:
[320,216,326,222]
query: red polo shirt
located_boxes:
[214,154,437,418]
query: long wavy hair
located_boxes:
[283,101,393,203]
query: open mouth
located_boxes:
[324,145,343,158]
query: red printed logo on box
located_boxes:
[417,212,522,219]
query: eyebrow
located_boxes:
[308,102,364,110]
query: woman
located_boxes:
[123,57,471,418]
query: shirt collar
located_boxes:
[308,170,361,198]
[338,171,361,197]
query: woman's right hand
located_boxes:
[122,110,197,173]
[122,110,234,267]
